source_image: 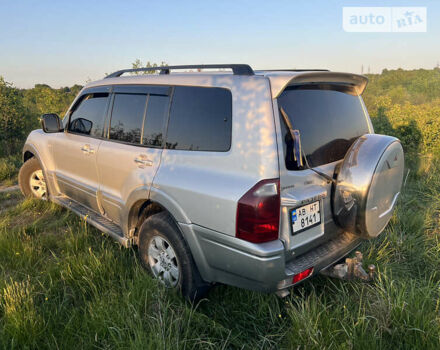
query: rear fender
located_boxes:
[123,185,191,237]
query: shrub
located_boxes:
[369,96,440,159]
[0,154,21,184]
[0,77,27,156]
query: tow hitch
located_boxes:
[321,251,376,281]
[275,251,376,298]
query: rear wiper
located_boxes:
[279,107,303,169]
[279,107,335,184]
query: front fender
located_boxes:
[22,130,59,197]
[23,142,43,164]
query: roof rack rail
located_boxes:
[106,64,255,78]
[255,69,329,72]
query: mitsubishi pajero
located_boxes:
[19,64,404,300]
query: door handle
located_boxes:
[81,144,95,154]
[134,155,153,167]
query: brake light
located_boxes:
[292,267,314,284]
[236,179,280,243]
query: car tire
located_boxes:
[138,211,210,302]
[18,157,48,199]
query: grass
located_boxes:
[0,157,439,349]
[0,154,21,187]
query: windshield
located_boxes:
[277,84,371,170]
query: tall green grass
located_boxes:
[0,157,439,349]
[0,154,21,186]
[2,68,440,348]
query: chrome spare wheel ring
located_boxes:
[29,169,47,198]
[148,236,180,288]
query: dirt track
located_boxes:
[0,185,19,193]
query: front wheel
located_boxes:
[18,157,47,199]
[138,212,210,301]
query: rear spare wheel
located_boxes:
[333,134,404,239]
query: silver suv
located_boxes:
[19,64,404,300]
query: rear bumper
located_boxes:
[278,232,362,291]
[179,223,363,293]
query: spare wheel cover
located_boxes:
[333,134,404,239]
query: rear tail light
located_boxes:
[236,178,280,243]
[292,267,314,284]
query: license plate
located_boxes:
[291,201,321,234]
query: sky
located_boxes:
[0,0,439,88]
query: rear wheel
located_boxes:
[138,211,210,301]
[147,235,180,287]
[18,158,47,199]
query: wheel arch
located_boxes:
[21,143,58,198]
[123,186,191,240]
[23,150,35,162]
[22,144,41,163]
[127,199,165,237]
[124,187,213,284]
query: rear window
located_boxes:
[277,84,370,169]
[165,86,232,151]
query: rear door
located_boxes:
[96,85,170,224]
[275,84,373,255]
[52,87,111,212]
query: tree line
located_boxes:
[0,60,160,157]
[0,78,82,157]
[1,66,439,160]
[364,68,440,159]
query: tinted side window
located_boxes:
[143,95,169,147]
[68,93,109,137]
[109,94,148,144]
[166,86,232,151]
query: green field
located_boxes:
[1,69,440,349]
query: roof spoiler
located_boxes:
[270,72,368,99]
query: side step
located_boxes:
[52,196,131,248]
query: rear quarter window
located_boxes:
[165,86,232,152]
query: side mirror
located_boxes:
[41,113,63,133]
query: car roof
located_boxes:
[85,69,368,99]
